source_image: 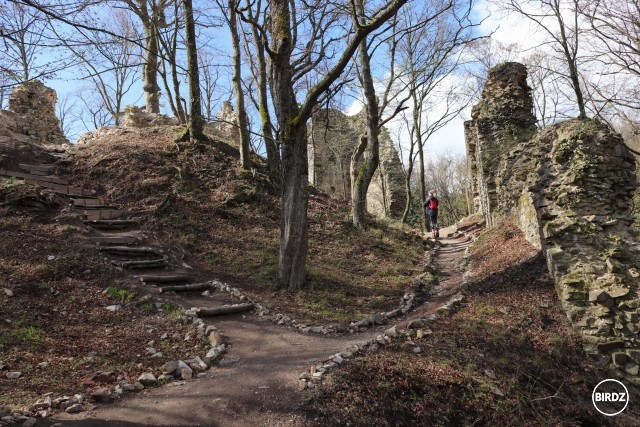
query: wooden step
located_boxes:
[99,246,163,256]
[82,205,118,210]
[68,186,94,197]
[19,163,55,173]
[140,274,189,283]
[84,219,136,229]
[19,163,55,175]
[195,303,254,316]
[0,169,69,185]
[21,178,94,196]
[84,209,124,221]
[115,258,168,269]
[159,283,211,293]
[72,198,107,207]
[90,236,138,245]
[140,274,190,284]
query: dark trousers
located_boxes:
[428,210,438,230]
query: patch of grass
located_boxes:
[140,301,154,313]
[161,302,182,318]
[106,285,135,303]
[0,324,44,349]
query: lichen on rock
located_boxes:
[466,61,640,380]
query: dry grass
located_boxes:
[303,221,640,426]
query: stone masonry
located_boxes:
[464,63,537,226]
[308,108,406,219]
[3,80,69,145]
[466,62,640,381]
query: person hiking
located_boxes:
[424,191,439,238]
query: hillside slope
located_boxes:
[0,126,425,410]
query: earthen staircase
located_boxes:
[0,161,195,293]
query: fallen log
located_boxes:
[100,246,162,256]
[84,220,136,229]
[90,236,138,245]
[140,275,190,284]
[160,283,212,293]
[196,303,254,316]
[117,258,168,269]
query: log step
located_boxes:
[84,209,124,221]
[100,246,163,256]
[115,258,168,269]
[159,283,211,293]
[0,169,69,185]
[90,236,138,245]
[72,198,106,207]
[140,275,190,284]
[195,303,255,317]
[19,163,55,175]
[84,219,136,229]
[21,178,94,196]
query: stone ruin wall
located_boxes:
[308,108,407,219]
[0,80,69,146]
[466,62,640,381]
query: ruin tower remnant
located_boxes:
[308,108,406,219]
[464,62,537,226]
[7,80,69,145]
[467,61,640,380]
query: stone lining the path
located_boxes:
[298,233,475,390]
[0,298,228,426]
[182,243,439,336]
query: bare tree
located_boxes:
[424,152,468,226]
[244,0,413,289]
[0,0,66,83]
[198,49,223,121]
[56,91,79,139]
[579,0,640,132]
[156,0,187,123]
[182,0,203,142]
[395,0,477,231]
[58,9,142,126]
[216,0,251,167]
[240,0,280,177]
[463,37,520,102]
[500,0,587,118]
[120,0,170,113]
[522,50,563,127]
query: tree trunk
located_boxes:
[196,303,255,316]
[269,0,308,290]
[142,20,161,113]
[350,34,380,229]
[245,0,280,177]
[229,0,251,169]
[412,91,427,232]
[183,0,203,142]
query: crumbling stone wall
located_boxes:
[2,80,69,145]
[308,108,406,219]
[467,61,640,380]
[122,105,178,128]
[464,62,537,226]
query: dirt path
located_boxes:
[50,230,472,427]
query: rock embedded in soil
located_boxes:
[90,387,111,402]
[65,404,84,414]
[137,373,157,387]
[384,326,398,338]
[2,289,13,297]
[161,361,179,375]
[6,371,21,379]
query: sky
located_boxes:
[340,0,546,161]
[17,0,547,156]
